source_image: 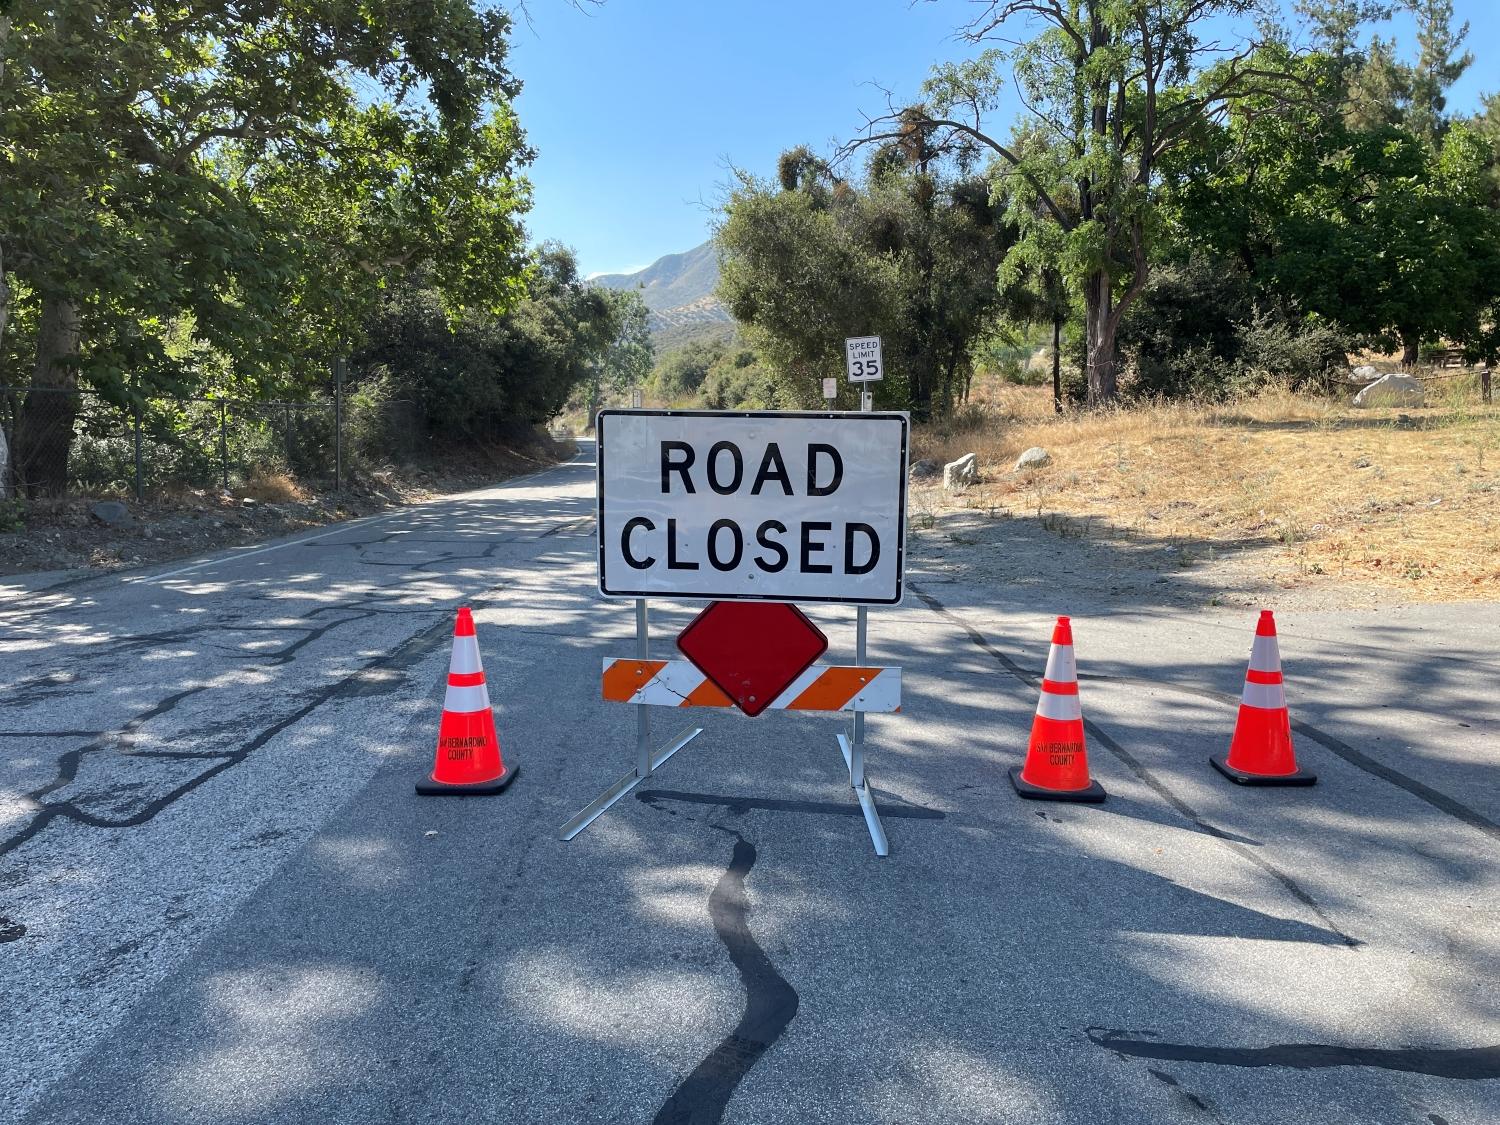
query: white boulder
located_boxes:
[1352,373,1425,408]
[943,453,978,490]
[1013,446,1051,471]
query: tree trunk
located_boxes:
[1052,312,1063,414]
[0,247,8,500]
[1083,270,1119,405]
[15,295,82,497]
[1400,332,1420,367]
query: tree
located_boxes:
[1470,91,1500,200]
[587,288,652,418]
[1163,84,1500,365]
[850,2,1304,404]
[355,246,622,440]
[719,144,1010,419]
[0,0,530,494]
[1406,0,1472,147]
[651,338,729,402]
[1346,0,1471,146]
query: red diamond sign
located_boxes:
[677,602,828,717]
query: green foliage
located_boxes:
[0,497,26,534]
[1,0,532,492]
[1119,256,1348,399]
[972,323,1050,386]
[354,247,624,441]
[1162,79,1500,363]
[645,339,785,412]
[650,339,727,402]
[896,3,1307,403]
[718,149,1011,419]
[699,349,783,411]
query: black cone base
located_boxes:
[415,761,518,796]
[1009,766,1106,803]
[1210,755,1315,787]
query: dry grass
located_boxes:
[237,468,310,504]
[913,378,1500,601]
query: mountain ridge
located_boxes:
[592,240,731,346]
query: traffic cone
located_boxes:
[1010,616,1105,803]
[1211,610,1315,786]
[415,607,517,796]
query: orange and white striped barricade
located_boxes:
[557,603,903,856]
[600,658,902,714]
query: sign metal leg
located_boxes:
[636,599,652,780]
[837,602,888,856]
[560,598,703,841]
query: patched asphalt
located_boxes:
[1,445,1496,1124]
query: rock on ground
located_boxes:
[1351,364,1381,382]
[1013,446,1051,471]
[89,501,132,527]
[1353,373,1425,408]
[909,458,940,481]
[943,453,978,490]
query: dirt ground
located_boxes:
[912,379,1499,606]
[0,433,575,579]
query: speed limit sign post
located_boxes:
[845,336,883,383]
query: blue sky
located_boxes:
[510,0,1500,278]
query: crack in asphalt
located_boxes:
[911,584,1362,949]
[0,607,459,860]
[1086,1027,1500,1080]
[632,788,945,1124]
[1070,671,1500,846]
[650,825,799,1125]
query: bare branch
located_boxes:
[838,107,1073,230]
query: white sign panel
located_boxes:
[822,377,838,400]
[845,336,883,382]
[598,410,908,605]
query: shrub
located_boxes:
[1121,254,1348,399]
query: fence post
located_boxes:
[1483,367,1493,406]
[219,401,228,493]
[334,356,345,492]
[284,403,292,470]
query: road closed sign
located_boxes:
[597,410,908,605]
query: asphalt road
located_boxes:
[2,444,1497,1125]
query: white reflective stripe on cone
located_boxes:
[1036,689,1083,722]
[1043,643,1078,684]
[1240,680,1287,710]
[1248,635,1281,674]
[443,682,492,713]
[448,634,483,675]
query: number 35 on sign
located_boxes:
[845,336,882,382]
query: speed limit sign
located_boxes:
[845,336,883,383]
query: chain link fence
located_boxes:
[0,383,426,500]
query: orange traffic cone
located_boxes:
[415,607,517,795]
[1211,610,1315,786]
[1010,616,1105,803]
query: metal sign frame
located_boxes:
[557,595,891,855]
[561,400,901,856]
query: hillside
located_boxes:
[593,240,732,345]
